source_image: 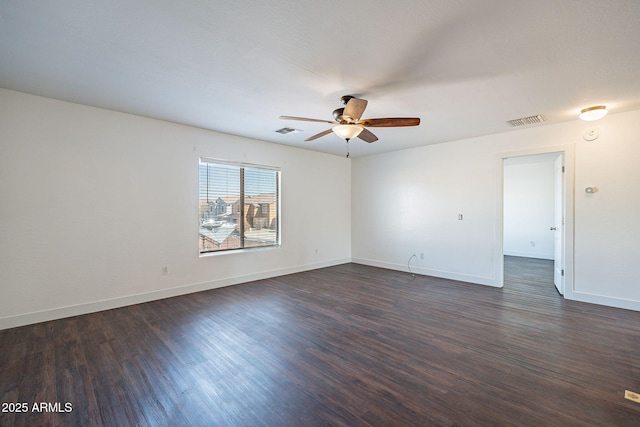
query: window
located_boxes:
[199,158,280,254]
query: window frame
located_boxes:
[198,157,281,256]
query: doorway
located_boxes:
[503,153,563,293]
[495,146,574,297]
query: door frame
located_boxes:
[553,153,565,294]
[494,145,575,300]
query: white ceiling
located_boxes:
[1,0,639,158]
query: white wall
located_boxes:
[503,155,556,259]
[0,89,351,329]
[352,110,640,311]
[573,113,640,305]
[2,88,639,328]
[352,140,499,285]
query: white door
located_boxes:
[553,154,564,294]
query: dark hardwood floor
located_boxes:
[2,258,640,426]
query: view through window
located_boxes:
[199,158,280,254]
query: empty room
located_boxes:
[1,1,640,425]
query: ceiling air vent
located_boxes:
[275,127,301,134]
[506,114,546,127]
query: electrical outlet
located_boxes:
[162,266,168,275]
[625,390,640,404]
[530,241,536,247]
[420,253,424,260]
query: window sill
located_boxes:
[199,244,281,258]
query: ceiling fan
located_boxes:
[279,95,420,143]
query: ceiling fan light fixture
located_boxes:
[579,105,607,121]
[332,124,363,140]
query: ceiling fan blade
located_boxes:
[359,117,420,127]
[305,128,334,141]
[280,116,337,124]
[343,98,368,122]
[358,128,378,143]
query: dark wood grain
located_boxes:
[1,257,640,426]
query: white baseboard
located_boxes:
[6,258,636,330]
[351,257,498,287]
[503,250,554,260]
[567,290,640,312]
[0,258,351,330]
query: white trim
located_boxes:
[199,242,281,258]
[352,257,497,287]
[199,156,281,172]
[503,251,554,260]
[0,258,351,331]
[569,291,640,312]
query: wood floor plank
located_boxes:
[1,258,640,425]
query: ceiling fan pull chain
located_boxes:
[346,139,350,158]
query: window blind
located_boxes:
[199,158,280,254]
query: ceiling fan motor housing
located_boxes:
[340,95,355,105]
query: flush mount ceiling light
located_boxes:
[332,124,363,141]
[579,105,607,121]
